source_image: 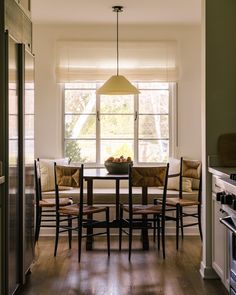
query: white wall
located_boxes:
[33,24,201,160]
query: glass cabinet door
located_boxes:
[8,35,20,295]
[23,49,35,273]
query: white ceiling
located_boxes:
[31,0,201,25]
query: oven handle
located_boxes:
[220,216,236,234]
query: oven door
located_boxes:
[220,216,236,293]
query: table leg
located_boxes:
[86,179,93,250]
[115,179,120,220]
[142,187,149,250]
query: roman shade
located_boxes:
[55,41,179,82]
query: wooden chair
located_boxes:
[34,159,73,243]
[54,164,110,262]
[157,157,202,250]
[119,164,169,261]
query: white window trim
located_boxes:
[169,82,178,159]
[63,82,177,167]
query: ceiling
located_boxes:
[31,0,201,25]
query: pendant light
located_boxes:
[96,6,140,95]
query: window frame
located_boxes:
[63,82,177,166]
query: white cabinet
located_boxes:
[212,175,229,290]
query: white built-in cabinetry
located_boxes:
[211,174,229,291]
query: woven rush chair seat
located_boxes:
[123,204,162,215]
[39,197,73,207]
[59,204,108,215]
[166,198,200,207]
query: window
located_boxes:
[64,82,175,164]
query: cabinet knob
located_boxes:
[232,199,236,210]
[216,191,225,202]
[224,194,233,205]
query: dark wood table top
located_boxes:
[83,168,128,180]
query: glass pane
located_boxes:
[138,82,169,90]
[65,90,96,113]
[100,95,134,113]
[138,140,169,163]
[25,115,34,139]
[25,82,34,90]
[9,140,18,166]
[65,140,96,163]
[101,115,134,139]
[139,115,169,139]
[9,115,18,139]
[25,140,34,165]
[9,87,18,115]
[25,88,34,114]
[65,82,96,89]
[139,90,169,114]
[65,114,96,139]
[101,140,134,163]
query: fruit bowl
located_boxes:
[104,161,133,174]
[104,156,133,174]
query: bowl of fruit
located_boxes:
[104,156,133,174]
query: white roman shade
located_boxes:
[55,41,179,83]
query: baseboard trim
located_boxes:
[200,261,219,279]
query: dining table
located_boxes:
[83,168,149,251]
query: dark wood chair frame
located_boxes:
[119,164,169,261]
[154,157,202,250]
[34,158,72,243]
[54,163,110,262]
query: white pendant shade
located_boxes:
[96,75,140,95]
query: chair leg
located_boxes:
[128,225,133,262]
[157,217,160,251]
[153,199,158,242]
[180,206,184,239]
[68,215,72,249]
[119,204,123,251]
[161,216,165,259]
[128,214,133,261]
[34,207,41,243]
[106,207,110,257]
[176,205,180,250]
[153,214,156,242]
[54,214,60,257]
[78,216,82,263]
[198,204,203,240]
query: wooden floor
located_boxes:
[19,236,228,295]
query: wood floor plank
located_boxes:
[18,236,228,295]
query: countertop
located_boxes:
[208,166,236,178]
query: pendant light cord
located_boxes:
[116,9,119,76]
[112,6,123,77]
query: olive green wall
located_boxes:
[201,0,236,279]
[206,0,236,153]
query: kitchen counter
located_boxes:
[208,166,236,178]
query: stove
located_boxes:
[216,175,236,215]
[218,174,236,294]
